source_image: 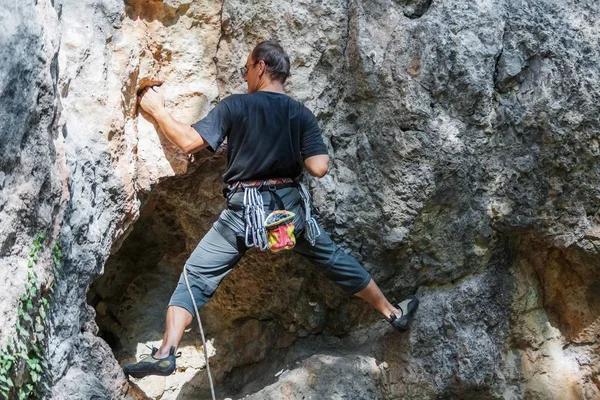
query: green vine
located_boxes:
[0,233,62,400]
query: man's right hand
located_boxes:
[138,85,165,117]
[136,85,208,155]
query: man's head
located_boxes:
[242,40,290,92]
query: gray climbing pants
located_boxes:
[168,186,372,317]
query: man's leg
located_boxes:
[354,279,403,320]
[124,221,245,377]
[126,220,245,373]
[154,306,194,358]
[156,221,246,357]
[293,229,416,325]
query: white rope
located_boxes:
[298,182,320,246]
[183,267,216,400]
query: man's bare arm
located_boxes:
[304,154,329,178]
[138,86,208,155]
[153,109,208,154]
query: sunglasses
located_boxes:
[240,61,261,78]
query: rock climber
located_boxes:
[124,40,418,378]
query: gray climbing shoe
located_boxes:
[388,295,419,332]
[123,346,179,379]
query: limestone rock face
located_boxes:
[1,0,599,399]
[0,0,62,347]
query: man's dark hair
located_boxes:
[251,40,290,83]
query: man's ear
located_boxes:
[258,60,266,78]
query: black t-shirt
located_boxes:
[191,91,328,183]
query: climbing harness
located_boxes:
[226,177,321,251]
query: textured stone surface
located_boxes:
[1,0,600,399]
[0,0,62,346]
[244,354,386,400]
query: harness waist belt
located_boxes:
[228,177,295,190]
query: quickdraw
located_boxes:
[242,186,269,250]
[297,181,320,246]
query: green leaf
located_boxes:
[2,360,13,371]
[39,308,46,319]
[16,341,27,352]
[17,325,27,337]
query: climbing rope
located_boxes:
[183,267,216,400]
